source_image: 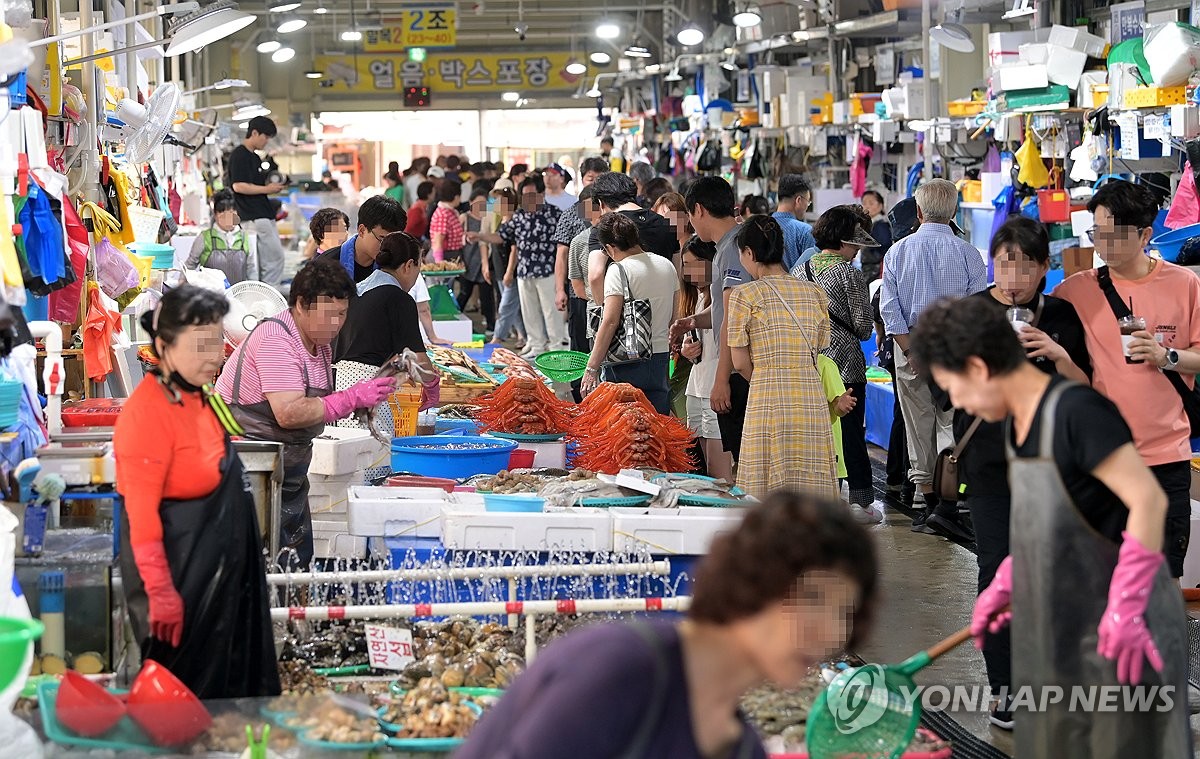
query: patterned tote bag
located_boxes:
[587,262,654,365]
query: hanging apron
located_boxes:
[119,436,281,699]
[227,317,330,569]
[1007,380,1191,759]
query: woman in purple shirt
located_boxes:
[457,491,879,759]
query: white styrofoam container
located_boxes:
[1076,71,1109,108]
[611,509,744,556]
[988,29,1051,70]
[1046,46,1087,89]
[428,313,474,344]
[310,427,389,476]
[1145,22,1200,87]
[441,508,613,551]
[515,440,567,469]
[1019,43,1049,65]
[1047,24,1107,58]
[996,64,1049,92]
[1070,210,1095,242]
[347,486,452,538]
[1171,104,1200,138]
[309,471,366,515]
[312,516,368,559]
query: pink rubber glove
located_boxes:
[971,555,1013,649]
[1098,531,1166,685]
[322,377,397,422]
[420,376,441,411]
[132,541,184,648]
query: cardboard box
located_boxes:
[1062,246,1094,278]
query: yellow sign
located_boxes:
[314,52,587,95]
[363,6,457,50]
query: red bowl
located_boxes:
[126,660,211,746]
[56,670,126,737]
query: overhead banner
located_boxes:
[315,52,586,95]
[363,6,457,50]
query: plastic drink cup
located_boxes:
[1119,315,1147,364]
[1006,307,1034,333]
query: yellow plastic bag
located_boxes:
[1015,121,1051,189]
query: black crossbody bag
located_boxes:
[1096,265,1200,436]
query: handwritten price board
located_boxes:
[366,624,416,671]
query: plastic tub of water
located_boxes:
[482,493,545,512]
[390,435,517,479]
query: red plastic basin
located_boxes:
[508,449,536,469]
[385,475,458,493]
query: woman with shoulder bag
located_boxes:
[581,213,680,414]
[937,217,1091,728]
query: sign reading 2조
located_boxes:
[314,52,588,95]
[363,5,458,50]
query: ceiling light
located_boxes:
[676,24,705,46]
[585,87,602,98]
[595,20,620,39]
[566,60,588,75]
[313,6,328,14]
[589,51,612,64]
[277,14,307,33]
[256,39,281,54]
[239,121,250,129]
[166,0,256,57]
[732,9,762,27]
[665,67,683,82]
[271,46,295,63]
[501,91,521,102]
[721,55,738,71]
[341,29,363,41]
[304,70,323,79]
[624,44,651,58]
[644,63,662,74]
[268,1,301,11]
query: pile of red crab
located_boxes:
[471,379,695,474]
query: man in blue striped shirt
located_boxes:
[881,180,988,532]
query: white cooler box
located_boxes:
[312,515,368,559]
[611,507,745,555]
[441,508,613,551]
[310,427,389,476]
[309,471,368,515]
[347,486,453,538]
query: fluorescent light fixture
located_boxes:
[257,39,281,53]
[585,87,602,97]
[233,104,271,120]
[732,9,762,27]
[277,14,307,33]
[166,0,255,57]
[271,46,295,63]
[589,51,612,64]
[313,6,328,14]
[501,91,521,102]
[665,67,683,82]
[304,70,323,79]
[269,1,302,11]
[676,24,705,46]
[624,44,651,58]
[644,63,662,74]
[595,20,621,39]
[341,29,363,41]
[566,61,588,75]
[721,55,738,71]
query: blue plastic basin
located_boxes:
[390,435,516,479]
[483,493,545,512]
[1150,222,1200,263]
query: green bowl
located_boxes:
[0,617,42,693]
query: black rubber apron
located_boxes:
[1007,381,1190,758]
[119,436,281,699]
[227,316,330,569]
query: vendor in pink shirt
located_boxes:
[1054,180,1200,577]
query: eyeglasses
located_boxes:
[1086,225,1147,243]
[369,229,388,243]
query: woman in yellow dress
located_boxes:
[727,215,838,499]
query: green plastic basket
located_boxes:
[534,351,590,382]
[0,617,42,694]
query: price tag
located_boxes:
[365,625,415,671]
[1143,114,1166,140]
[1116,112,1141,160]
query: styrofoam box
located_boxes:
[996,64,1049,92]
[988,29,1051,70]
[313,516,367,559]
[310,427,388,476]
[441,508,613,551]
[1076,71,1109,108]
[428,313,474,344]
[309,471,367,515]
[1019,43,1048,65]
[516,440,566,469]
[1046,46,1087,89]
[347,486,452,538]
[1047,24,1107,58]
[611,509,745,556]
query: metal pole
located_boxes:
[271,595,692,622]
[27,4,199,47]
[124,0,138,100]
[79,0,102,204]
[525,612,537,664]
[264,560,672,586]
[920,0,934,182]
[64,39,166,67]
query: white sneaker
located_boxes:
[849,503,884,525]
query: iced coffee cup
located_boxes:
[1119,315,1147,364]
[1007,307,1034,333]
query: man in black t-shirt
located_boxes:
[229,116,286,286]
[585,172,679,302]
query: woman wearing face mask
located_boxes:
[727,215,838,500]
[946,217,1090,728]
[215,259,396,569]
[458,490,878,759]
[114,286,280,698]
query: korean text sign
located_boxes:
[363,6,457,50]
[365,624,416,671]
[314,52,586,95]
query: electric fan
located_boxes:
[224,281,288,346]
[115,82,181,163]
[174,111,218,156]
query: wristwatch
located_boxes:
[1163,348,1181,371]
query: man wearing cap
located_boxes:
[880,179,988,532]
[543,164,577,212]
